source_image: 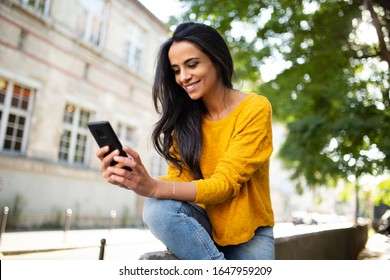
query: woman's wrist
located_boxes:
[152,179,174,199]
[151,179,197,202]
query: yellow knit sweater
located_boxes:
[160,94,274,246]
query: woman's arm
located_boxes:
[96,145,197,201]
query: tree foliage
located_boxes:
[375,178,390,205]
[173,0,390,197]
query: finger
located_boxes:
[102,168,114,182]
[107,166,128,177]
[96,146,109,160]
[111,157,127,169]
[103,167,124,185]
[123,146,141,162]
[100,149,121,174]
[101,149,120,167]
[110,174,133,190]
[113,155,137,170]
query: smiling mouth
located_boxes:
[185,81,199,92]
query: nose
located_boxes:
[179,69,191,83]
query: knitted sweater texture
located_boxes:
[160,94,274,246]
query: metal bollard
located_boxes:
[99,238,106,260]
[108,210,116,230]
[63,208,72,242]
[0,206,9,247]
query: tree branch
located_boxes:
[363,0,390,66]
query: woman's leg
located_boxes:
[220,226,275,260]
[142,198,225,260]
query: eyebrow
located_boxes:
[170,57,200,68]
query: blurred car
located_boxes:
[291,211,318,225]
[377,209,390,236]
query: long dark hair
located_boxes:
[152,22,234,179]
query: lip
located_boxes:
[183,81,200,93]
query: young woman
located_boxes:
[97,22,275,260]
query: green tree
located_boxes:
[375,178,390,205]
[173,0,390,219]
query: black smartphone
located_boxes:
[88,120,132,171]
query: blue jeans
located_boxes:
[142,198,275,260]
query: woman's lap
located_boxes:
[142,198,274,260]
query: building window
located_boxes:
[125,24,146,73]
[116,122,137,148]
[58,103,91,165]
[77,0,105,46]
[20,0,50,14]
[0,77,34,153]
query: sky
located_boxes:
[138,0,282,81]
[138,0,185,23]
[138,1,380,83]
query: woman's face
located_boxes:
[168,41,221,100]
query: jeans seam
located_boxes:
[177,202,217,260]
[182,214,218,260]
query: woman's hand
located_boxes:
[96,146,197,201]
[96,146,157,197]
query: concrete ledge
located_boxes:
[275,224,368,260]
[139,250,178,260]
[140,224,368,260]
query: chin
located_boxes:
[187,92,202,100]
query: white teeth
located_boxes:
[186,82,199,90]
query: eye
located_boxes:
[188,62,198,69]
[172,68,180,75]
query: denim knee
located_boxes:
[142,198,176,230]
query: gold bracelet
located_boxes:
[172,181,176,199]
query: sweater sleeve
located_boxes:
[195,96,273,204]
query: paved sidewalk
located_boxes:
[358,232,390,260]
[1,225,389,260]
[0,228,166,260]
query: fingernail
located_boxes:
[114,156,119,161]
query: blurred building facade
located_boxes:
[0,0,355,231]
[0,0,169,229]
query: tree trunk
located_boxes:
[355,178,360,224]
[363,0,390,66]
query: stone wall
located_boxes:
[275,224,368,260]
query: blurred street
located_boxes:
[358,232,390,260]
[0,228,166,260]
[0,223,389,260]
